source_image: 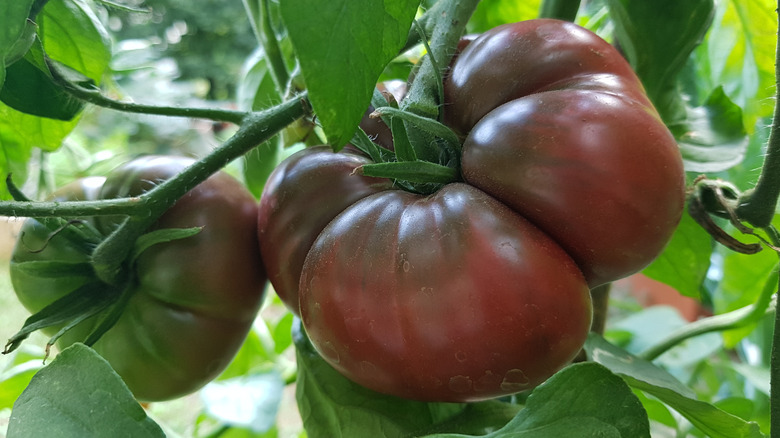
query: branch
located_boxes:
[91,93,310,285]
[49,61,249,125]
[639,268,777,361]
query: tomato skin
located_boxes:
[299,183,592,402]
[11,156,266,401]
[445,19,685,286]
[257,147,393,314]
[444,19,650,134]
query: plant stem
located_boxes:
[0,197,144,217]
[50,62,248,125]
[539,0,582,22]
[638,268,777,361]
[590,284,611,335]
[773,276,780,438]
[90,94,310,285]
[401,0,480,119]
[244,0,289,92]
[736,4,780,229]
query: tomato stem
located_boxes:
[401,0,479,121]
[48,59,249,125]
[736,5,780,229]
[638,270,777,361]
[244,0,290,95]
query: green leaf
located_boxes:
[3,282,117,354]
[671,87,749,173]
[732,363,770,397]
[467,0,542,33]
[0,361,42,410]
[293,319,464,438]
[642,208,712,298]
[130,226,202,263]
[271,312,294,355]
[40,0,111,85]
[360,161,459,185]
[217,328,277,381]
[605,0,714,120]
[425,363,650,438]
[10,260,94,279]
[280,0,421,148]
[0,0,36,86]
[712,240,778,347]
[1,40,85,120]
[586,334,766,438]
[688,0,777,127]
[7,343,165,437]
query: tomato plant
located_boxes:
[9,156,267,401]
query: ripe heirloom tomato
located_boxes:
[299,183,591,402]
[11,156,266,401]
[258,19,684,402]
[445,19,685,287]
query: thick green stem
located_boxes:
[736,4,780,228]
[539,0,581,22]
[401,0,480,119]
[91,94,310,285]
[244,0,289,92]
[50,61,248,125]
[773,279,780,438]
[0,197,144,218]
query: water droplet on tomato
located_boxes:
[500,369,530,391]
[448,375,473,393]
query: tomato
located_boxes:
[10,156,266,401]
[444,19,686,287]
[257,19,683,402]
[257,146,393,314]
[299,183,591,402]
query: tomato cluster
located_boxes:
[10,156,266,401]
[258,19,685,402]
[8,19,685,405]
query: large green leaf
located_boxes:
[0,0,37,87]
[669,87,748,173]
[605,0,714,120]
[40,0,111,84]
[642,209,712,298]
[293,320,466,438]
[7,343,164,437]
[424,363,650,438]
[586,334,766,438]
[1,39,86,120]
[279,0,420,149]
